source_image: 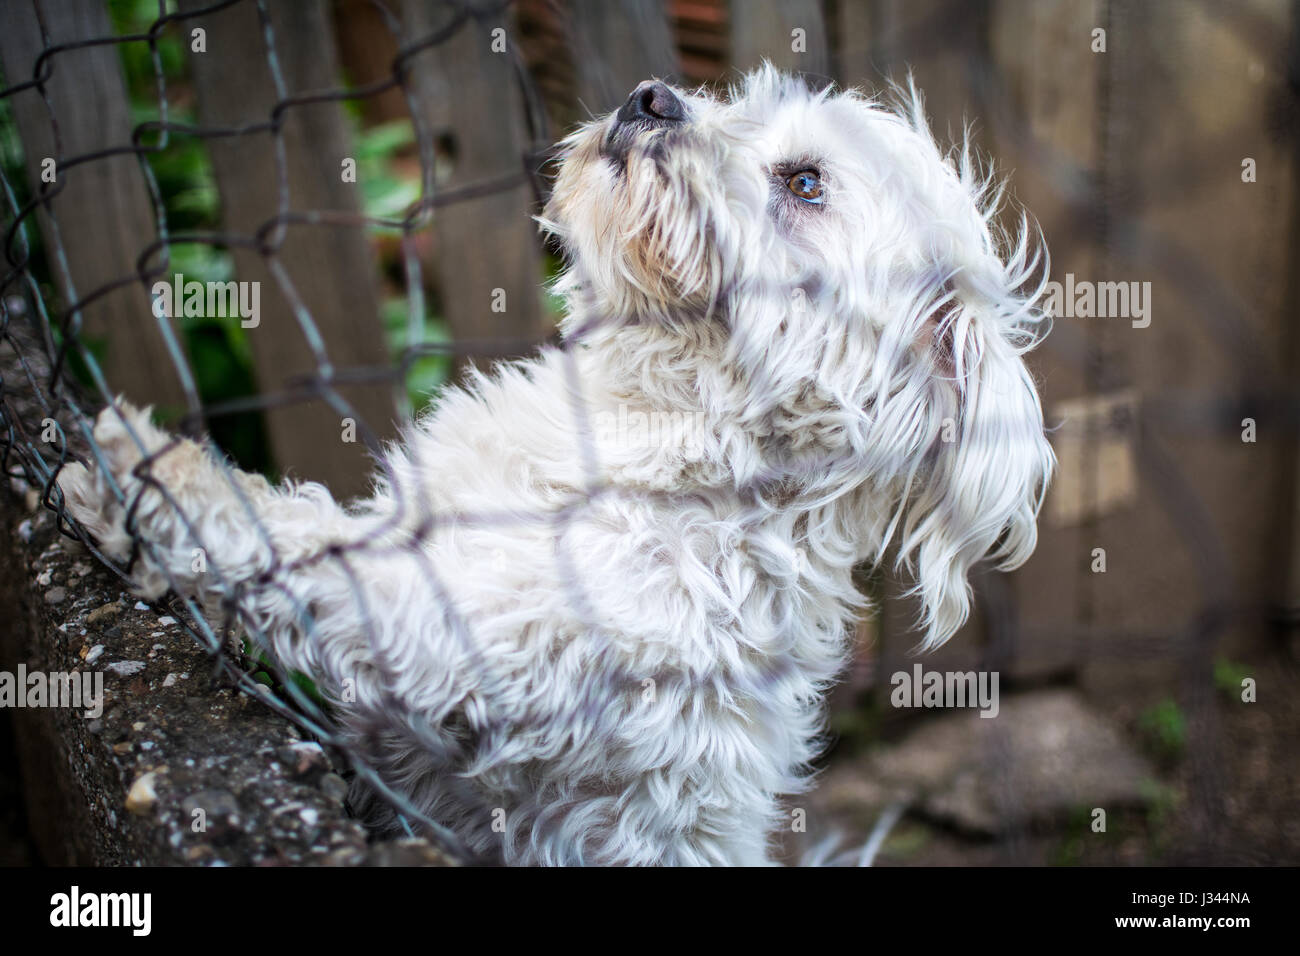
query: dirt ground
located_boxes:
[790,647,1300,867]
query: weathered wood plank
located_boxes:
[984,0,1107,682]
[400,1,548,373]
[568,0,680,116]
[178,0,396,499]
[1079,0,1295,677]
[0,0,191,417]
[839,0,1108,684]
[835,0,986,142]
[730,0,829,80]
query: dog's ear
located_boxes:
[895,281,1054,651]
[919,279,963,383]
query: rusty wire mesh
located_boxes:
[0,0,568,863]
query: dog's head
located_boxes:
[543,66,1054,649]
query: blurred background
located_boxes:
[1,0,1297,865]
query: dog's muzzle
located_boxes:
[602,81,686,164]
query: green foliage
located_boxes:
[0,96,26,179]
[242,637,327,711]
[133,111,222,233]
[1137,697,1187,763]
[1139,777,1180,833]
[1213,658,1251,700]
[355,120,421,221]
[877,822,928,860]
[541,250,568,321]
[107,0,189,133]
[0,96,52,308]
[1052,804,1095,866]
[9,1,484,468]
[826,699,881,753]
[381,296,452,414]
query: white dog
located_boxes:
[59,67,1053,865]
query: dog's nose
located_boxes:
[616,81,685,127]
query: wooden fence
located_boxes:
[2,0,1297,757]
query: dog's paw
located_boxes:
[90,399,169,481]
[56,460,132,559]
[90,399,212,493]
[55,400,189,560]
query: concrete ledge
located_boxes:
[0,317,458,865]
[0,482,456,866]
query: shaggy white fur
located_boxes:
[59,67,1054,866]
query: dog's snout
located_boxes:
[616,81,685,127]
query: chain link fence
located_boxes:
[2,0,1297,865]
[0,0,576,864]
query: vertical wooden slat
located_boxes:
[1092,0,1292,668]
[178,0,396,499]
[0,0,190,417]
[1280,0,1300,655]
[1088,0,1295,699]
[568,0,680,116]
[835,0,987,142]
[400,1,547,371]
[985,0,1296,702]
[985,0,1106,683]
[729,0,830,79]
[333,0,410,125]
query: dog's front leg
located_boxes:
[57,401,492,851]
[57,402,378,676]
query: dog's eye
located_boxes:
[785,170,825,204]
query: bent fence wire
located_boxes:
[0,0,1292,864]
[0,0,561,864]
